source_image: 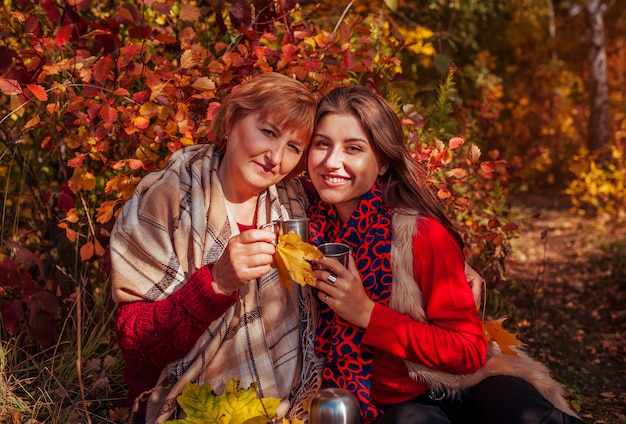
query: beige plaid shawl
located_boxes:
[110,144,322,423]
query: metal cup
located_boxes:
[259,221,280,244]
[309,388,360,424]
[318,243,351,266]
[278,218,310,242]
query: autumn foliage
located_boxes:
[272,233,323,290]
[162,377,290,424]
[0,0,521,421]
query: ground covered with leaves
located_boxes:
[500,192,626,424]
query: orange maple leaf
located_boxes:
[68,166,96,193]
[482,317,525,356]
[271,233,322,290]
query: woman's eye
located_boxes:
[287,143,302,154]
[313,139,330,149]
[347,145,362,152]
[262,128,275,137]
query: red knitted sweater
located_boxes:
[362,218,487,406]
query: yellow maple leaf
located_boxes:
[482,317,525,356]
[271,233,323,290]
[163,377,280,424]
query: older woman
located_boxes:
[110,72,323,423]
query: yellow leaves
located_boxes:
[104,174,140,201]
[132,115,150,130]
[469,144,482,163]
[68,166,96,193]
[384,0,398,11]
[150,82,169,102]
[396,25,435,56]
[163,377,280,424]
[192,76,216,91]
[180,49,198,69]
[566,145,626,224]
[271,233,323,291]
[178,3,201,23]
[139,101,162,117]
[96,200,120,224]
[482,317,525,356]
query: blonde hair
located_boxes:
[211,73,317,177]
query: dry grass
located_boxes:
[1,281,128,423]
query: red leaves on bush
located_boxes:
[0,78,22,95]
[0,0,516,350]
[26,291,60,346]
[0,258,59,345]
[93,56,113,84]
[1,258,40,297]
[1,259,21,289]
[503,223,520,232]
[54,24,73,46]
[1,300,25,335]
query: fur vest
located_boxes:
[390,211,578,418]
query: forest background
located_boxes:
[0,0,624,423]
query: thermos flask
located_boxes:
[308,388,360,424]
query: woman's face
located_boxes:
[220,112,305,201]
[308,113,387,223]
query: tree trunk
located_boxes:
[585,0,609,157]
[548,0,557,63]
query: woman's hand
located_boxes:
[211,229,277,295]
[314,255,375,329]
[465,262,484,307]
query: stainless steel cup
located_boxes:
[318,243,351,266]
[259,221,280,244]
[278,218,310,242]
[309,388,360,424]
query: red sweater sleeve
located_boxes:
[115,264,237,409]
[362,217,487,385]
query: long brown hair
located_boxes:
[315,86,463,247]
[211,72,317,178]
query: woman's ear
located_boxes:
[378,162,389,176]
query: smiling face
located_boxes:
[308,113,388,223]
[220,112,305,202]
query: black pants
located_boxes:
[377,376,585,424]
